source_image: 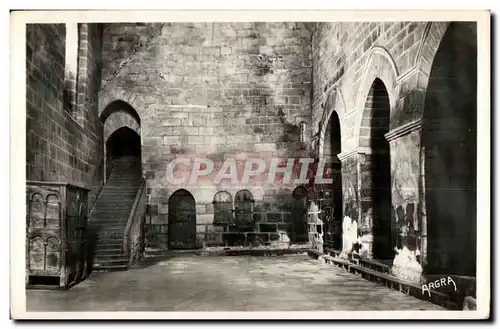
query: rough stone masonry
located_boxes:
[26,21,478,280]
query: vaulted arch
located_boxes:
[354,47,398,149]
[100,99,141,125]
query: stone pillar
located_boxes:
[384,120,423,256]
[385,120,424,282]
[337,147,373,257]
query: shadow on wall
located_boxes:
[423,22,477,277]
[368,79,393,261]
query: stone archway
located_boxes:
[359,78,394,261]
[101,100,142,182]
[168,189,197,250]
[321,110,343,251]
[105,127,142,179]
[422,22,477,276]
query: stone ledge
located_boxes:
[306,249,472,311]
[384,119,422,142]
[136,245,311,268]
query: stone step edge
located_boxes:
[135,246,312,268]
[306,249,473,311]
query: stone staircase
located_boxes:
[89,156,142,271]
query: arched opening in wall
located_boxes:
[101,100,142,182]
[291,186,308,243]
[100,100,141,125]
[234,190,254,226]
[213,191,233,226]
[105,127,142,180]
[322,111,343,251]
[422,22,477,276]
[222,190,254,246]
[168,189,197,250]
[361,78,393,260]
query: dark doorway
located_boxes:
[423,22,477,276]
[168,189,197,250]
[291,186,308,243]
[366,78,393,260]
[105,127,141,180]
[322,111,343,250]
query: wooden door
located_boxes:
[292,187,308,243]
[168,190,197,249]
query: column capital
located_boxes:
[384,119,422,142]
[337,147,372,162]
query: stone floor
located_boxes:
[26,254,445,312]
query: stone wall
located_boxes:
[26,24,104,206]
[98,22,313,248]
[26,21,477,276]
[312,21,477,277]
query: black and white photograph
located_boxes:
[9,9,491,320]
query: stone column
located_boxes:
[337,147,374,257]
[384,119,424,264]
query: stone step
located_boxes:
[95,248,124,255]
[94,253,128,260]
[91,211,131,216]
[93,199,135,203]
[95,243,123,249]
[94,258,128,265]
[90,219,129,224]
[91,226,125,232]
[94,192,137,196]
[102,184,138,186]
[94,197,137,200]
[92,263,128,271]
[95,238,123,245]
[91,219,127,223]
[96,234,125,240]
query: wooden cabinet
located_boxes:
[26,182,90,289]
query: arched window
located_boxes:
[213,191,233,226]
[234,190,254,226]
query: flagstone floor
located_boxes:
[26,254,444,312]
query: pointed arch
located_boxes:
[100,99,141,125]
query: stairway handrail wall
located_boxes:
[89,160,116,215]
[123,178,147,268]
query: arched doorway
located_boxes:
[101,100,142,183]
[361,78,393,260]
[105,127,142,180]
[291,186,308,243]
[422,22,477,276]
[322,111,343,250]
[99,100,142,181]
[168,189,197,249]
